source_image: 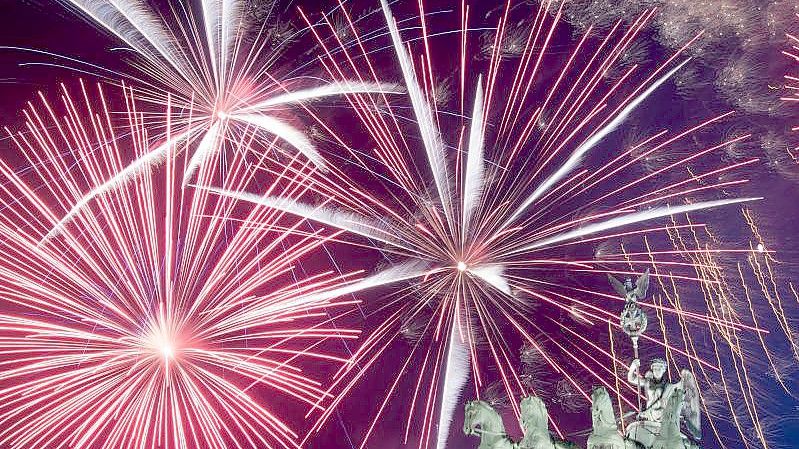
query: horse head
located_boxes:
[590,386,617,431]
[660,388,685,438]
[463,400,492,436]
[520,395,549,435]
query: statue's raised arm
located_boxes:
[626,358,646,387]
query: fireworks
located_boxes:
[0,1,796,449]
[783,17,799,136]
[201,1,767,447]
[47,0,397,236]
[0,83,364,449]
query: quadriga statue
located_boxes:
[464,384,702,449]
[463,396,577,449]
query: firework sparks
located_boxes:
[601,212,797,449]
[783,15,799,152]
[0,83,372,449]
[43,0,400,237]
[201,1,767,447]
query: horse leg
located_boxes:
[624,439,645,449]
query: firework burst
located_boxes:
[43,0,399,236]
[0,83,369,449]
[202,1,768,447]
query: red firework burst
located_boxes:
[0,82,362,449]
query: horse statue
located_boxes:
[587,387,634,449]
[518,396,578,449]
[625,365,701,449]
[463,400,517,449]
[463,397,579,449]
[586,386,699,449]
[650,389,699,449]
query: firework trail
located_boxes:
[42,0,399,237]
[203,1,768,447]
[599,208,799,449]
[783,15,799,151]
[0,82,380,449]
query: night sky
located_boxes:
[0,1,797,449]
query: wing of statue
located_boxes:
[607,274,628,298]
[680,369,701,440]
[634,268,650,300]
